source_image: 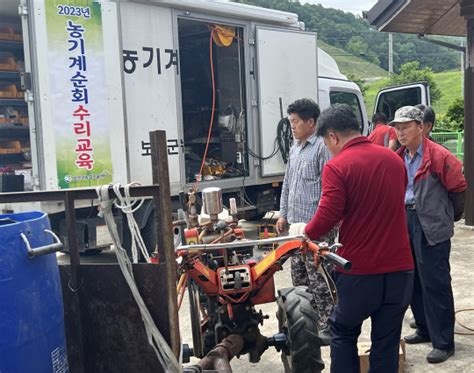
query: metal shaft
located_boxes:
[177,234,306,251]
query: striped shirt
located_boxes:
[279,133,330,224]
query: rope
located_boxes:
[111,182,150,263]
[96,184,181,372]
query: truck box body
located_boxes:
[0,0,369,249]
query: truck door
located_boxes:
[255,27,317,177]
[373,82,430,122]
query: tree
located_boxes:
[446,97,464,130]
[347,74,368,96]
[389,61,442,103]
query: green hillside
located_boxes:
[365,70,463,117]
[319,41,388,80]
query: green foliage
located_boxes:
[346,74,368,95]
[389,61,442,103]
[433,114,462,132]
[318,41,388,80]
[233,0,462,74]
[445,97,464,129]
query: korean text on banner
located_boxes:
[45,1,113,188]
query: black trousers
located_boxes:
[330,270,413,373]
[407,209,455,351]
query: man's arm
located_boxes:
[449,191,466,221]
[305,163,346,240]
[440,153,467,193]
[439,153,467,221]
[388,128,398,151]
[277,159,291,233]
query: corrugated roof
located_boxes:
[365,0,465,37]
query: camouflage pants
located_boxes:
[290,229,337,331]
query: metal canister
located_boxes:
[202,187,223,217]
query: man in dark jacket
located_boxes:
[392,106,467,364]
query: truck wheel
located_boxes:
[277,286,324,373]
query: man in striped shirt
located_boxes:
[277,98,334,343]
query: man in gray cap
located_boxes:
[391,106,467,364]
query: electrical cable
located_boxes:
[192,29,217,194]
[454,309,474,336]
[246,117,292,163]
[277,117,293,164]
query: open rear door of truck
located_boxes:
[374,82,430,122]
[256,27,317,177]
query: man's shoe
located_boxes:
[409,317,417,329]
[427,348,454,364]
[404,333,430,344]
[319,329,331,346]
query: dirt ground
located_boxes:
[180,218,474,372]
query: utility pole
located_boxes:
[461,38,465,92]
[388,33,394,75]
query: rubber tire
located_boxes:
[188,280,205,358]
[277,286,324,373]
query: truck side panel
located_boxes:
[255,27,318,177]
[119,3,182,190]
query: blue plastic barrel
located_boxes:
[0,211,69,373]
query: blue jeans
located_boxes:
[330,270,413,373]
[407,209,455,351]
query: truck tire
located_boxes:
[277,286,324,373]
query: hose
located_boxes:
[455,308,474,335]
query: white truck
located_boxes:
[0,0,428,252]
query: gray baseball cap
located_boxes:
[390,106,424,125]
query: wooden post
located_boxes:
[149,130,180,356]
[462,1,474,226]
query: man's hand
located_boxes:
[289,222,307,236]
[276,217,287,235]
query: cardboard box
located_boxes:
[358,340,406,373]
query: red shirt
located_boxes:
[368,123,397,147]
[305,136,414,275]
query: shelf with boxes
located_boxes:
[0,20,31,191]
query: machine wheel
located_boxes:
[188,280,205,358]
[277,286,324,373]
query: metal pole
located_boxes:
[64,192,85,373]
[388,33,394,76]
[462,38,466,92]
[149,130,181,356]
[462,2,474,225]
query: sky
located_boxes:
[301,0,379,16]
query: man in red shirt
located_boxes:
[368,112,397,150]
[304,104,414,373]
